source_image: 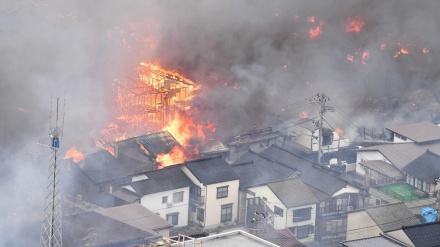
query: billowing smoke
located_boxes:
[1,0,440,245]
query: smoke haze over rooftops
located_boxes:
[1,0,440,245]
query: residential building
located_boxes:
[346,202,420,241]
[402,150,440,196]
[128,165,194,227]
[387,121,440,143]
[181,156,240,229]
[383,221,440,247]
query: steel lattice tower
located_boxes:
[40,97,64,247]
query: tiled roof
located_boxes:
[267,178,319,208]
[116,131,182,156]
[184,156,240,185]
[401,221,440,247]
[111,188,140,203]
[228,127,280,146]
[231,150,296,188]
[130,165,194,195]
[252,228,307,247]
[95,204,173,232]
[359,142,440,170]
[359,160,402,178]
[259,145,349,195]
[79,150,147,184]
[341,236,405,247]
[402,150,440,183]
[63,211,159,246]
[387,121,440,143]
[366,202,420,232]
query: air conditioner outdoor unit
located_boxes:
[167,203,173,208]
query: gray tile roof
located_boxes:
[116,131,182,157]
[130,165,194,195]
[79,150,148,184]
[400,221,440,247]
[366,202,420,232]
[359,160,402,178]
[267,178,319,208]
[95,203,173,232]
[402,150,440,184]
[387,121,440,143]
[341,236,405,247]
[231,150,297,188]
[359,142,440,170]
[184,156,240,185]
[259,145,349,195]
[63,211,159,247]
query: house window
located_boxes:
[99,186,105,193]
[167,213,179,225]
[173,191,184,203]
[162,196,168,204]
[422,181,427,192]
[292,207,312,222]
[200,196,205,205]
[217,186,229,199]
[274,206,283,217]
[221,204,233,222]
[197,208,205,222]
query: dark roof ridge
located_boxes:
[267,176,301,185]
[230,160,254,167]
[183,154,223,164]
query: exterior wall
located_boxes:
[393,133,414,143]
[333,185,360,197]
[322,132,350,154]
[355,151,389,175]
[248,185,286,230]
[140,187,190,228]
[203,180,240,228]
[346,211,381,240]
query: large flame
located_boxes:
[64,146,84,163]
[156,146,186,169]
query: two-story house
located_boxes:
[181,156,240,229]
[402,150,440,196]
[127,165,194,227]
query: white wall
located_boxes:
[248,185,286,230]
[393,133,414,143]
[355,150,390,175]
[332,185,360,197]
[140,187,190,228]
[204,180,240,228]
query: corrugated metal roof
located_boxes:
[387,121,440,143]
[137,131,182,156]
[95,204,173,232]
[111,188,140,203]
[185,156,240,185]
[341,236,406,247]
[402,150,440,183]
[268,178,319,208]
[366,202,420,232]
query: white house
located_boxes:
[181,156,240,229]
[127,165,194,227]
[247,178,319,243]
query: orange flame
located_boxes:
[347,54,354,62]
[157,146,186,168]
[345,16,365,33]
[299,111,308,119]
[307,16,315,23]
[64,147,84,163]
[361,50,369,64]
[309,20,323,39]
[335,127,344,136]
[422,47,429,54]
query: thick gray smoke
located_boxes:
[1,0,440,245]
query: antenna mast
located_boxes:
[40,97,64,247]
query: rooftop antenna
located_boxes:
[40,96,65,247]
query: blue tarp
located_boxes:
[421,207,438,223]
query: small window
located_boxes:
[217,186,229,199]
[293,207,312,222]
[197,208,205,222]
[173,191,184,203]
[162,196,168,204]
[167,213,179,225]
[221,204,233,222]
[274,206,283,217]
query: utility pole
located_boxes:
[311,93,332,165]
[40,96,65,247]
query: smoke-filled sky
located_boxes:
[1,0,440,245]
